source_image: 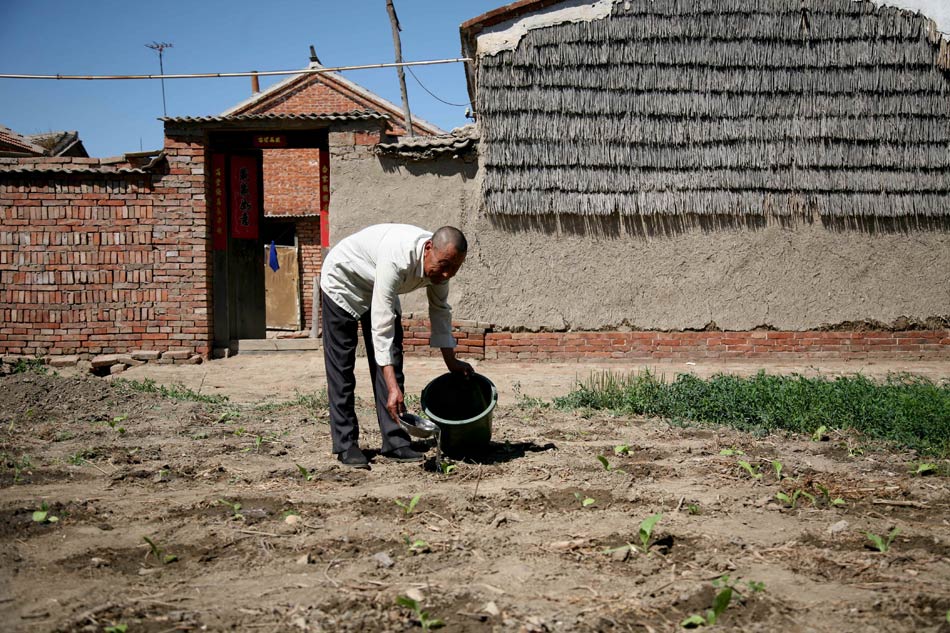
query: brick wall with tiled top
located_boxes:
[0,129,212,358]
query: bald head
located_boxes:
[431,226,468,255]
[423,226,467,284]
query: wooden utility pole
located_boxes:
[385,0,414,137]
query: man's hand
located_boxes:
[382,365,405,423]
[441,348,473,377]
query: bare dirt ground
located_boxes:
[1,355,949,632]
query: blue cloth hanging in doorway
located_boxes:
[268,240,280,272]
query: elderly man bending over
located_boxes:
[319,224,472,469]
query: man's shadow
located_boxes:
[420,439,557,466]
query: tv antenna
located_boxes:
[145,41,173,116]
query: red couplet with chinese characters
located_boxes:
[229,155,260,240]
[210,154,227,250]
[318,149,330,247]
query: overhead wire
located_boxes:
[405,65,471,107]
[0,58,472,81]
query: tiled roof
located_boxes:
[0,124,46,155]
[26,130,87,157]
[0,151,165,175]
[221,63,445,136]
[376,125,478,160]
[161,110,388,124]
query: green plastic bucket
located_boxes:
[420,372,498,457]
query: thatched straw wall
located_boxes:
[477,0,950,217]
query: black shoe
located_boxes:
[337,445,369,469]
[382,445,425,463]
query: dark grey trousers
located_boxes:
[321,290,410,454]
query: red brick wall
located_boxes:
[0,131,212,357]
[262,148,321,216]
[297,220,321,331]
[398,319,950,361]
[484,330,950,361]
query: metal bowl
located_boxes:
[397,413,440,439]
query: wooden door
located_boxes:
[265,244,301,330]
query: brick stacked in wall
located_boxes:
[297,220,321,332]
[482,330,950,361]
[0,132,212,357]
[262,148,321,216]
[400,314,490,358]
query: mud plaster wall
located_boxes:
[455,209,950,331]
[328,151,948,332]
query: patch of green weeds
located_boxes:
[4,453,33,483]
[395,493,422,515]
[555,370,950,457]
[912,462,937,476]
[396,595,444,631]
[104,625,128,633]
[866,527,900,553]
[115,378,229,404]
[143,536,178,564]
[775,489,815,510]
[12,357,48,375]
[32,502,59,524]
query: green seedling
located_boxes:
[597,455,625,474]
[682,586,732,628]
[143,536,178,564]
[32,502,59,524]
[295,463,316,481]
[737,460,762,480]
[438,462,457,475]
[719,447,745,456]
[219,499,244,520]
[775,489,815,510]
[815,484,846,507]
[104,625,127,633]
[637,513,662,554]
[811,425,828,442]
[107,415,127,435]
[404,536,431,554]
[771,460,784,480]
[613,443,631,456]
[395,493,422,515]
[687,503,702,515]
[913,462,937,476]
[396,595,444,632]
[683,576,765,627]
[866,527,900,553]
[9,454,33,483]
[573,492,596,507]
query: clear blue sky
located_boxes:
[0,0,502,157]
